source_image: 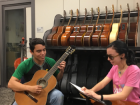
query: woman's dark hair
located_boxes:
[29,38,45,52]
[107,40,136,65]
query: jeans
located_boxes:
[13,89,64,105]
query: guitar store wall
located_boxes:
[35,0,140,46]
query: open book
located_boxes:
[70,82,108,105]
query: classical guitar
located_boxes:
[91,7,103,46]
[69,9,80,46]
[128,3,139,46]
[61,10,74,46]
[46,25,58,46]
[75,8,87,46]
[15,46,75,105]
[83,8,94,46]
[118,4,130,43]
[109,5,123,44]
[100,6,113,46]
[52,10,66,46]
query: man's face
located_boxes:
[30,44,46,61]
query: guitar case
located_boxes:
[69,54,79,96]
[77,53,89,96]
[86,53,101,89]
[97,56,113,94]
[60,55,72,96]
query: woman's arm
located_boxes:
[90,76,112,92]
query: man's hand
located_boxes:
[29,85,42,94]
[58,61,66,73]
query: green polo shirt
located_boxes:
[12,57,59,82]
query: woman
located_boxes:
[81,40,140,104]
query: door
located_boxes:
[3,4,31,84]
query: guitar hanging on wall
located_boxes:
[100,5,114,46]
[118,4,130,43]
[69,9,80,46]
[83,8,94,46]
[75,8,87,46]
[109,5,122,44]
[61,10,74,46]
[91,7,102,46]
[52,10,66,46]
[15,46,75,105]
[127,3,139,46]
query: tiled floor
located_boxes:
[0,87,14,105]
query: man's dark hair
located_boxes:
[29,38,45,52]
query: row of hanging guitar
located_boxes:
[46,3,139,47]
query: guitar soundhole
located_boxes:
[122,24,125,30]
[38,79,48,89]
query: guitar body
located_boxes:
[46,27,58,46]
[128,22,137,46]
[92,24,103,46]
[52,26,65,46]
[118,23,128,43]
[109,23,120,43]
[15,70,57,105]
[83,25,94,46]
[75,25,87,46]
[61,26,74,46]
[69,25,80,45]
[100,23,112,46]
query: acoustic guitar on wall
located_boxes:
[109,5,123,44]
[127,3,139,46]
[83,8,94,46]
[118,4,130,43]
[75,8,87,46]
[69,9,80,46]
[91,7,103,46]
[52,10,66,46]
[61,10,74,46]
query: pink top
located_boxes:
[107,65,140,105]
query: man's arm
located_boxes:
[8,76,42,94]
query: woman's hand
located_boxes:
[81,86,100,100]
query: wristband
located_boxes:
[101,94,103,101]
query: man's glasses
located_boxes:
[107,54,119,60]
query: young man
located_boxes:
[8,38,66,105]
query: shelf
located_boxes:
[60,11,139,22]
[46,46,140,51]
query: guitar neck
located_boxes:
[43,52,69,80]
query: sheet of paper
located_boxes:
[70,82,85,93]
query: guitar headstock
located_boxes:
[91,8,93,15]
[63,10,66,17]
[96,7,100,25]
[127,3,130,13]
[85,8,87,16]
[97,7,100,15]
[104,6,108,24]
[66,46,75,55]
[76,9,79,16]
[70,9,73,17]
[112,5,114,14]
[120,5,123,24]
[137,2,139,11]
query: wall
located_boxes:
[35,0,140,43]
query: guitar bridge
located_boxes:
[24,91,38,103]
